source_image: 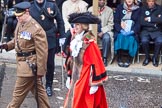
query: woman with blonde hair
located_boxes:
[63,12,108,108]
[62,0,88,56]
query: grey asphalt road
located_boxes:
[107,72,162,108]
[0,63,162,108]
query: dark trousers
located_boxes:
[102,33,111,59]
[46,48,56,88]
[141,35,162,59]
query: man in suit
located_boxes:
[140,0,162,67]
[88,0,114,66]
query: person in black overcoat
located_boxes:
[140,0,162,67]
[30,0,65,96]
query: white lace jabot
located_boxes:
[70,31,85,57]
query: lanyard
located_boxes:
[98,7,105,15]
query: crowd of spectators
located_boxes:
[56,0,162,68]
[1,0,162,68]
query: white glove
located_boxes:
[66,76,71,89]
[89,85,98,95]
[59,38,66,46]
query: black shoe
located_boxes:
[103,58,108,67]
[142,58,151,66]
[152,57,158,67]
[124,62,130,68]
[117,57,124,67]
[118,61,124,67]
[46,87,53,97]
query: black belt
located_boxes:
[17,51,36,57]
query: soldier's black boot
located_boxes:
[46,86,53,97]
[46,82,53,97]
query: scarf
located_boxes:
[122,2,139,20]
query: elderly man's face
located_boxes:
[99,0,106,8]
[147,0,155,8]
[16,12,29,23]
[36,0,44,3]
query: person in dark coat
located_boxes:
[140,0,162,67]
[30,0,65,96]
[114,0,141,67]
[2,0,28,41]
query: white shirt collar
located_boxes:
[70,31,85,57]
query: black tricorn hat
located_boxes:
[14,1,31,17]
[68,12,101,24]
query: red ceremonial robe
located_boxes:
[64,34,108,108]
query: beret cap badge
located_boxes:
[13,1,31,17]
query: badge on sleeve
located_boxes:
[145,11,150,16]
[122,10,126,14]
[20,31,32,40]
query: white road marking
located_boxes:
[53,88,61,91]
[109,75,150,83]
[53,79,59,82]
[56,96,64,100]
